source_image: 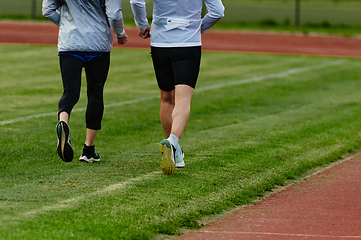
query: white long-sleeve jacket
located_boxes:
[42,0,125,52]
[130,0,225,47]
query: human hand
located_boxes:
[118,33,128,44]
[139,25,150,39]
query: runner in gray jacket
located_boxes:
[42,0,128,163]
[43,0,127,52]
[130,0,224,174]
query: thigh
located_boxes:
[59,55,83,90]
[84,53,110,85]
[151,47,175,92]
[171,46,201,89]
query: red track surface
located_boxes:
[1,21,361,58]
[176,157,361,240]
[1,21,361,239]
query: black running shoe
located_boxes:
[56,121,73,162]
[79,144,100,163]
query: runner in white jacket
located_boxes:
[42,0,128,163]
[130,0,224,47]
[130,0,224,175]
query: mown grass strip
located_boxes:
[1,45,361,239]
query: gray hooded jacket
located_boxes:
[42,0,125,52]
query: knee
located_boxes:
[87,83,104,100]
[59,91,80,106]
[161,91,175,106]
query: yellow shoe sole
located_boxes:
[159,143,175,175]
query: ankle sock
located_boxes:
[167,134,179,147]
[167,134,182,156]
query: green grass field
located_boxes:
[1,44,361,239]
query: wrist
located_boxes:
[116,30,126,39]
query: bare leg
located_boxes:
[59,111,69,123]
[59,111,97,147]
[159,85,192,173]
[160,89,175,138]
[85,129,98,146]
[170,84,194,139]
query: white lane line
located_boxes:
[19,171,160,216]
[0,60,344,126]
[0,96,157,126]
[196,60,344,92]
[198,230,361,238]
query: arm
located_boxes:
[201,0,225,34]
[106,0,128,44]
[42,0,61,27]
[130,0,150,38]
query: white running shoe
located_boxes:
[159,139,175,175]
[79,151,100,163]
[175,147,185,168]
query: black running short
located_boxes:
[151,46,201,91]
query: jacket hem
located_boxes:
[150,42,202,48]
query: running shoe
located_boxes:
[56,121,73,162]
[79,145,100,163]
[175,147,185,168]
[159,139,175,175]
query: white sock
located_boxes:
[167,134,179,147]
[167,134,182,156]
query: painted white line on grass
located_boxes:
[0,96,157,126]
[22,171,160,216]
[196,60,345,92]
[198,230,361,238]
[0,60,344,127]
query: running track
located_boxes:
[1,21,361,58]
[1,21,361,239]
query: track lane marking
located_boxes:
[197,230,361,238]
[0,171,160,224]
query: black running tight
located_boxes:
[58,53,110,130]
